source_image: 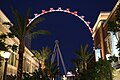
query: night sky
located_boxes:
[0,0,118,73]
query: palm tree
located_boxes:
[3,8,50,80]
[75,44,91,72]
[72,58,81,72]
[32,47,59,80]
[45,61,59,80]
[32,47,51,69]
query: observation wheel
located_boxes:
[28,7,93,77]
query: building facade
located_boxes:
[0,10,39,80]
[92,12,110,61]
[92,0,120,80]
[93,0,120,61]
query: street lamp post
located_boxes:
[3,52,11,80]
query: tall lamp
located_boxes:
[3,52,11,80]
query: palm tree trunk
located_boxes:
[41,61,45,70]
[85,61,87,70]
[17,40,25,80]
[83,61,87,71]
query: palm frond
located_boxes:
[75,44,91,61]
[23,9,32,37]
[32,47,51,62]
[84,44,88,55]
[32,50,41,60]
[28,17,45,28]
[25,8,31,28]
[10,25,22,39]
[40,47,51,61]
[30,30,50,39]
[11,8,25,34]
[26,17,45,34]
[85,53,92,61]
[80,45,84,57]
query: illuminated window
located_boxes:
[11,53,14,65]
[105,34,112,53]
[23,57,26,71]
[8,53,16,67]
[32,66,35,72]
[95,49,101,61]
[26,62,30,72]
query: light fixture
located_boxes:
[3,51,11,80]
[4,52,11,59]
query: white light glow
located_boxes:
[95,49,101,61]
[106,54,111,60]
[66,71,75,77]
[63,75,67,80]
[4,52,11,59]
[110,32,119,57]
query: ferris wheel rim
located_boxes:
[27,7,93,33]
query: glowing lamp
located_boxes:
[4,52,11,59]
[28,19,31,22]
[74,11,78,14]
[3,51,11,80]
[58,7,62,9]
[87,21,91,24]
[42,10,45,13]
[81,16,85,19]
[50,8,54,10]
[34,13,38,15]
[66,8,70,11]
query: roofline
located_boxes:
[103,0,120,27]
[92,12,110,37]
[93,12,110,32]
[0,9,11,23]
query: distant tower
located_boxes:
[51,40,67,79]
